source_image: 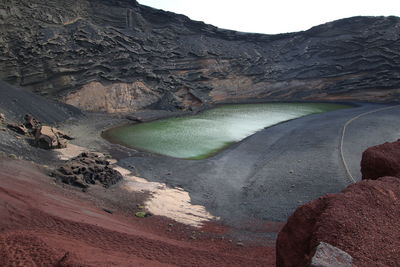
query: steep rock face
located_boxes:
[1,0,400,112]
[64,81,160,112]
[276,176,400,267]
[361,140,400,180]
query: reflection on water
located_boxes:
[103,103,349,159]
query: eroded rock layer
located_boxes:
[1,0,400,112]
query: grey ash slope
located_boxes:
[1,0,400,112]
[0,81,81,124]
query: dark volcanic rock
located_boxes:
[23,114,41,130]
[52,152,123,189]
[276,176,400,267]
[361,140,400,180]
[0,0,399,112]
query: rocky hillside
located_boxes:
[1,0,400,112]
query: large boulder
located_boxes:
[52,152,123,189]
[0,113,4,124]
[361,140,400,180]
[34,125,71,149]
[276,176,400,267]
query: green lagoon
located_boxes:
[103,103,349,159]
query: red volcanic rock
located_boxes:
[361,140,400,180]
[276,176,400,267]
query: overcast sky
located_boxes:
[138,0,400,34]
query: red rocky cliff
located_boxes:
[276,140,400,266]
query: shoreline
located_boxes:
[101,101,355,160]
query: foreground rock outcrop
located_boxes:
[277,139,400,266]
[276,176,400,267]
[0,0,400,112]
[52,152,123,189]
[3,113,72,149]
[361,139,400,180]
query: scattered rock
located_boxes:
[7,123,28,135]
[0,113,4,124]
[361,139,400,180]
[52,152,123,189]
[309,242,352,267]
[276,176,400,267]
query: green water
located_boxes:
[103,103,350,159]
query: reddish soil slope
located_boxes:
[0,158,274,266]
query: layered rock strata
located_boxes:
[1,0,400,112]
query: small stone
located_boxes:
[236,242,244,247]
[310,242,352,267]
[102,208,113,214]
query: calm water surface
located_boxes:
[103,103,350,159]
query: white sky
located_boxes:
[138,0,400,34]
